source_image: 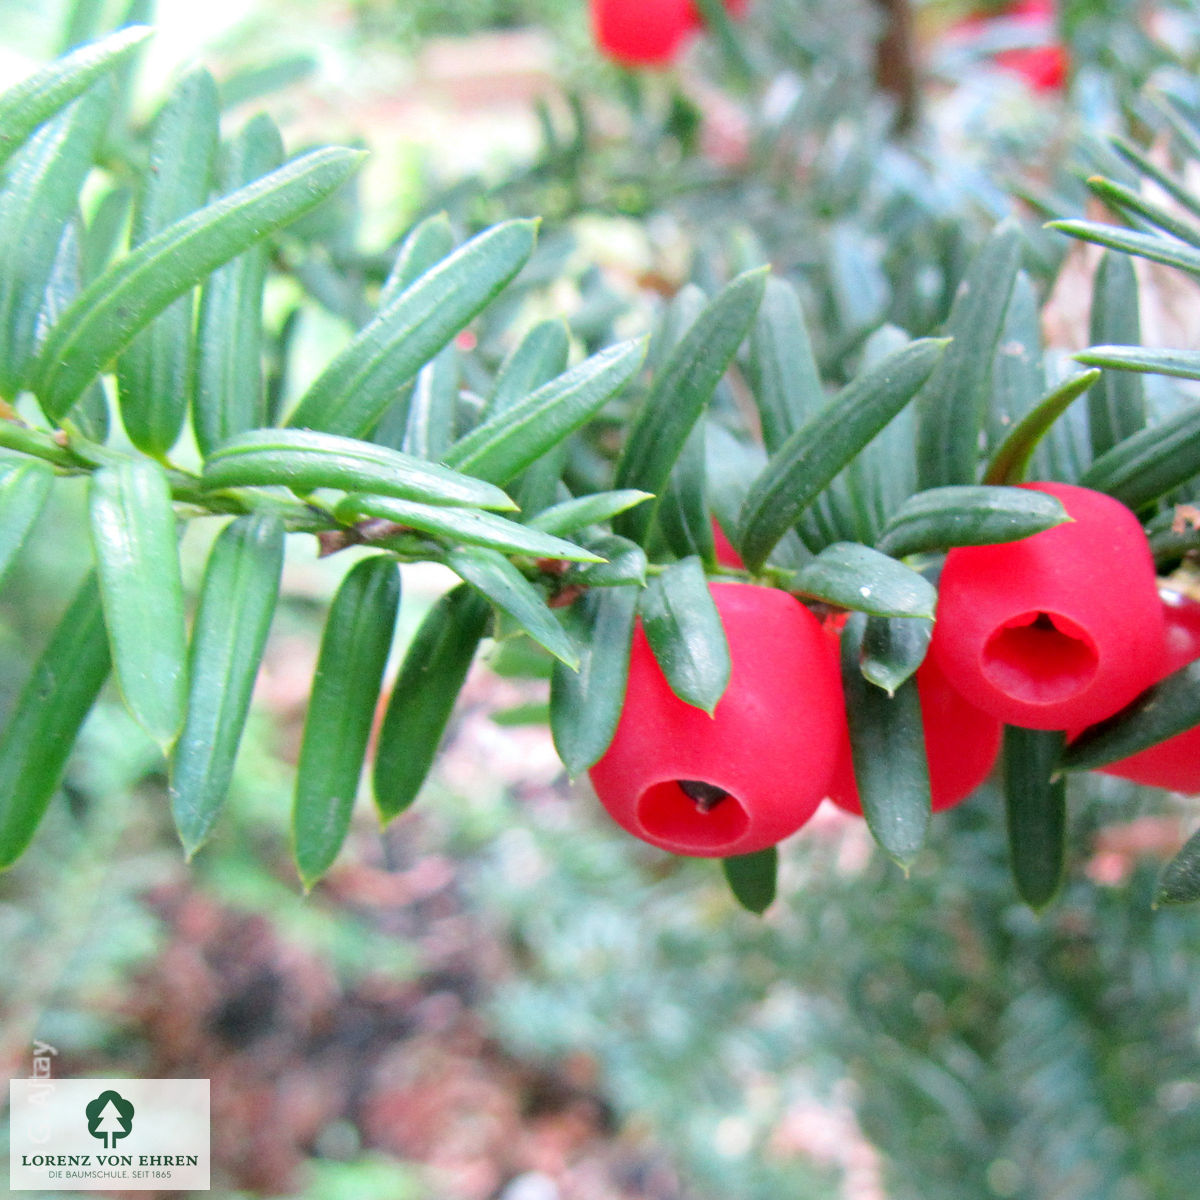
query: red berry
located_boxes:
[995,43,1067,91]
[1091,590,1200,792]
[589,581,845,856]
[591,0,749,67]
[930,481,1165,730]
[947,0,1068,93]
[591,0,699,66]
[829,653,1002,815]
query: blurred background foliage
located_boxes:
[3,0,1200,1198]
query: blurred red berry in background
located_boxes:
[930,482,1165,731]
[948,0,1068,92]
[829,653,1002,815]
[591,0,696,67]
[995,42,1067,92]
[589,582,845,856]
[591,0,749,68]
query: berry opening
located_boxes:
[981,610,1099,704]
[636,779,750,852]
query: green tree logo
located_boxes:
[85,1090,135,1149]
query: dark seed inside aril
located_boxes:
[678,779,730,813]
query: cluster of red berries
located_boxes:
[590,0,748,68]
[589,482,1200,857]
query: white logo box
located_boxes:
[10,1079,209,1191]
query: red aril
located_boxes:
[930,482,1165,730]
[589,581,845,856]
[591,0,696,66]
[592,0,749,68]
[829,653,1002,815]
[1092,590,1200,792]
